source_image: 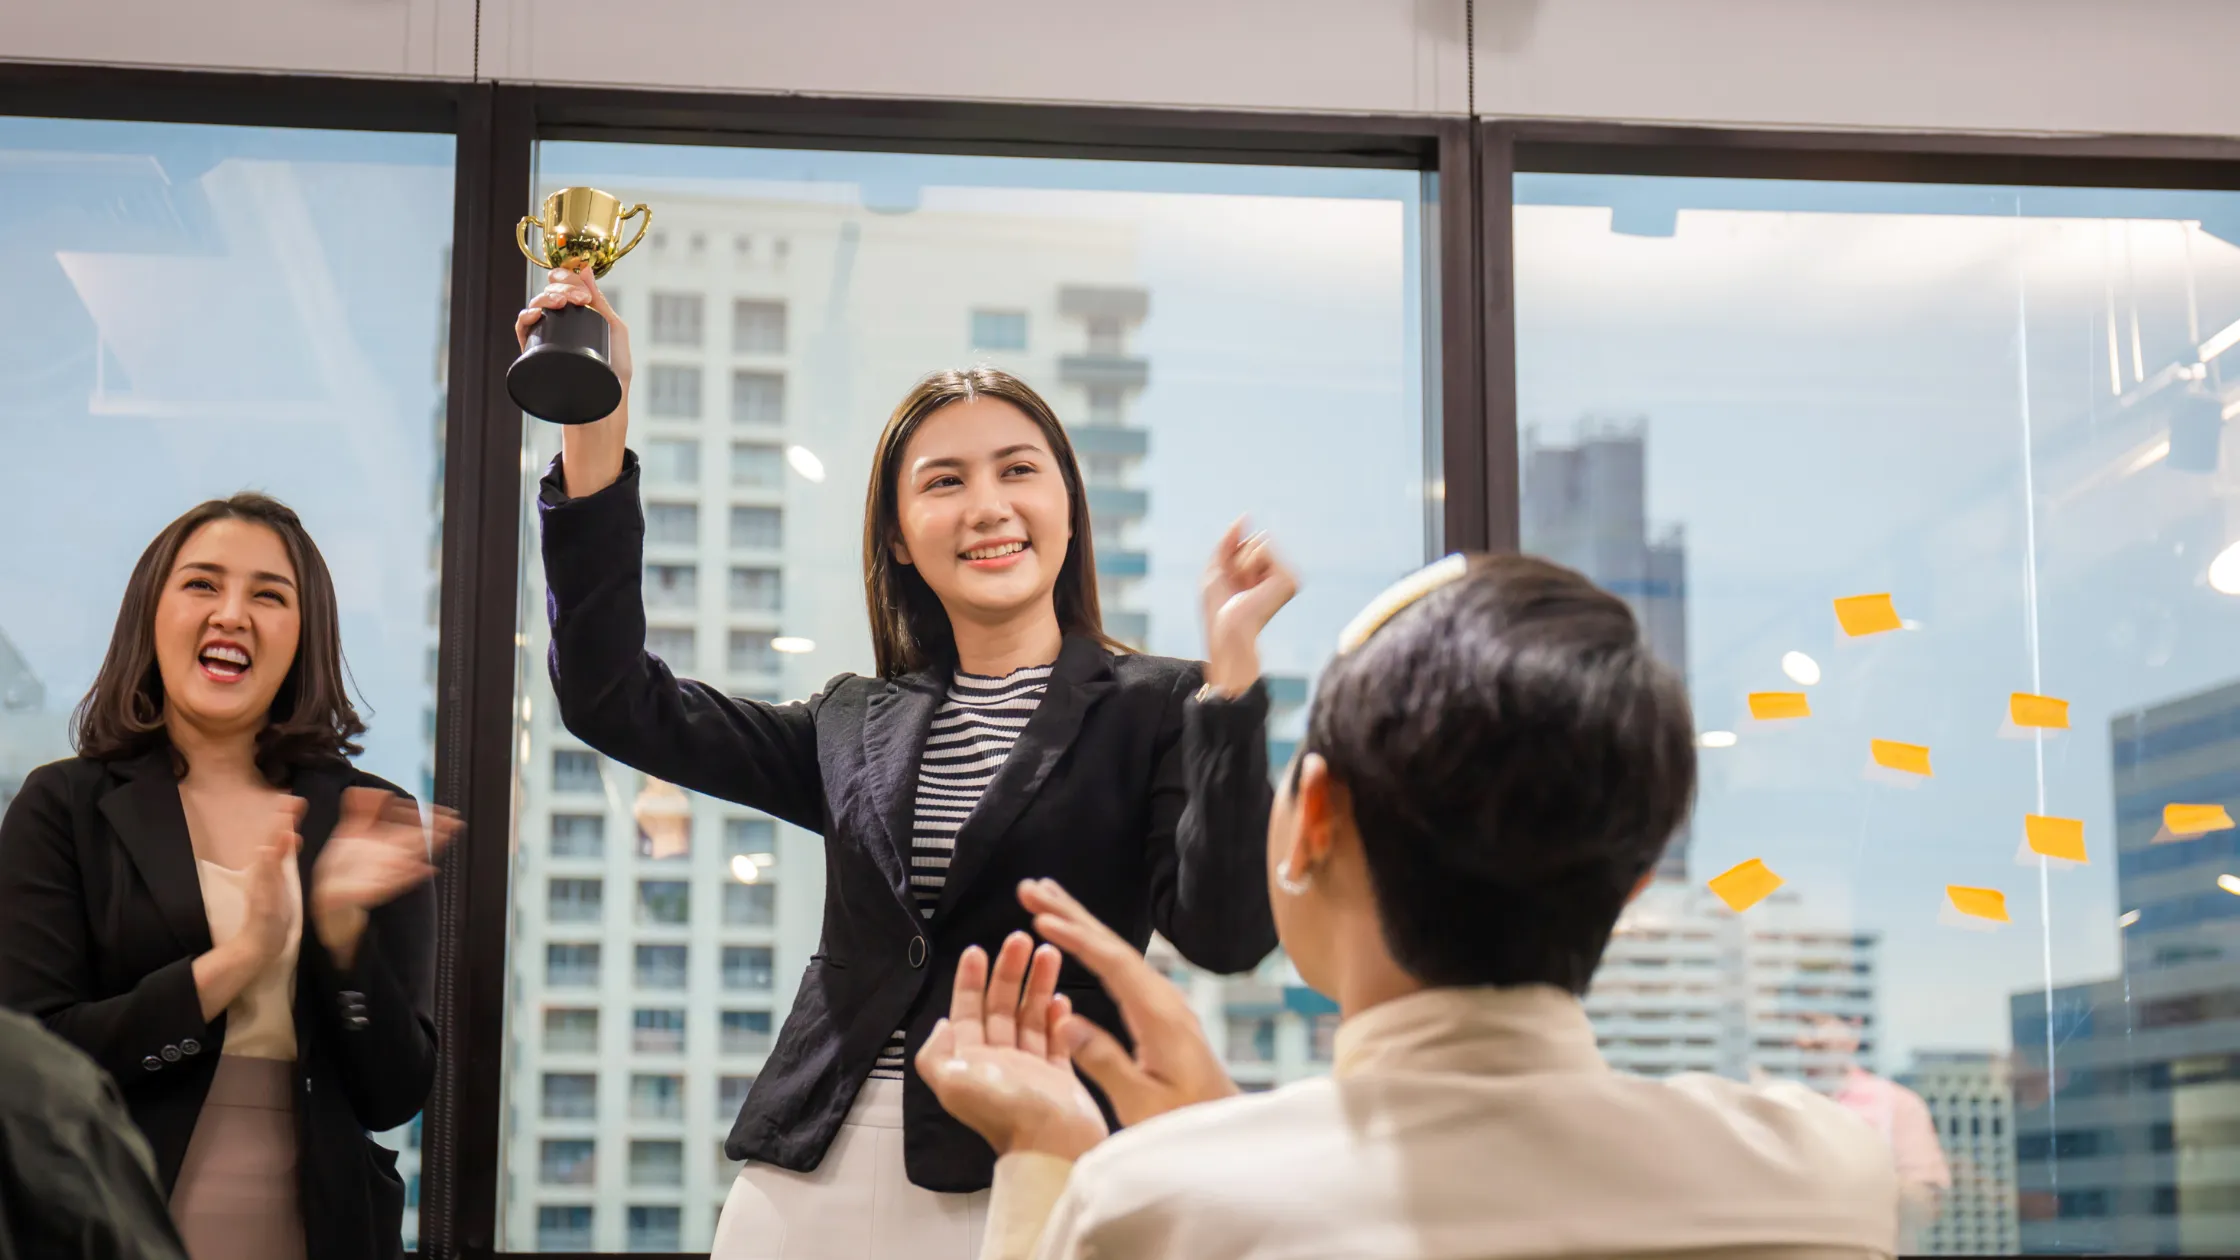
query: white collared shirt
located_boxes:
[986,985,1900,1260]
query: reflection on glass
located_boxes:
[1518,172,2240,1255]
[501,142,1432,1250]
[0,114,451,1254]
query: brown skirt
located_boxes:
[171,1054,307,1260]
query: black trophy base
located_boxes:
[508,302,623,425]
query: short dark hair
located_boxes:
[1301,553,1696,993]
[73,493,366,782]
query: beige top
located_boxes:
[983,985,1900,1260]
[194,858,302,1061]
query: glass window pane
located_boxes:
[645,626,696,671]
[634,944,688,990]
[730,442,784,489]
[506,142,1431,1251]
[644,438,701,485]
[648,292,704,347]
[724,881,776,927]
[645,502,700,545]
[727,631,777,678]
[731,370,785,426]
[631,1007,686,1054]
[552,749,603,794]
[629,1073,684,1120]
[548,878,603,924]
[728,506,782,551]
[540,1139,596,1186]
[721,946,773,992]
[0,116,452,1255]
[970,308,1029,350]
[728,566,782,612]
[543,1008,599,1054]
[719,1010,773,1056]
[551,813,605,858]
[645,563,699,610]
[537,1206,593,1250]
[645,364,703,418]
[637,880,691,925]
[723,817,776,858]
[1516,171,2240,1256]
[542,1073,597,1119]
[733,300,786,355]
[628,1140,684,1188]
[546,943,601,988]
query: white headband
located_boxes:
[1335,554,1470,654]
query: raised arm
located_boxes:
[524,266,831,829]
[1141,522,1297,973]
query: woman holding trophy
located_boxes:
[515,189,1294,1260]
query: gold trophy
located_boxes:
[508,187,651,424]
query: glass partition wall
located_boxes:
[18,63,2240,1260]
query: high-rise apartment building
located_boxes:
[1900,1051,2020,1255]
[1520,423,1691,879]
[502,191,1159,1251]
[2011,678,2240,1254]
[0,625,59,813]
[1587,882,1879,1084]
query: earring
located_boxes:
[1275,860,1314,896]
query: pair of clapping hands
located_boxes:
[915,879,1239,1162]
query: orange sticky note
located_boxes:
[2024,815,2087,863]
[1834,593,1903,637]
[1707,859,1784,913]
[1748,692,1811,720]
[1870,739,1933,776]
[2167,803,2237,836]
[1947,885,2010,923]
[2010,693,2071,730]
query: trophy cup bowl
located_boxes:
[508,187,651,425]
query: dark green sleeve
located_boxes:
[0,1073,188,1260]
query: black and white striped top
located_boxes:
[869,663,1052,1080]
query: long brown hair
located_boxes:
[73,493,366,781]
[862,368,1126,678]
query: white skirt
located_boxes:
[712,1077,990,1260]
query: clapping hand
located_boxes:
[1019,879,1237,1125]
[310,788,460,967]
[1200,519,1299,695]
[917,933,1109,1162]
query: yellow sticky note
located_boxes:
[2025,815,2087,863]
[1834,593,1903,637]
[2167,803,2237,836]
[2010,693,2071,730]
[1707,859,1784,913]
[1748,691,1812,720]
[1947,885,2010,923]
[1871,739,1933,776]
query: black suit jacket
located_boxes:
[541,453,1278,1192]
[0,751,436,1260]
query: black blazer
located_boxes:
[541,453,1278,1192]
[0,751,436,1260]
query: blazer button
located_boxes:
[180,1038,201,1056]
[347,1015,370,1030]
[908,936,927,968]
[141,1056,162,1072]
[160,1045,181,1062]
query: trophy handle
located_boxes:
[609,204,653,266]
[515,217,554,270]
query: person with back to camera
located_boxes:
[0,493,458,1260]
[918,552,1906,1260]
[519,262,1293,1260]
